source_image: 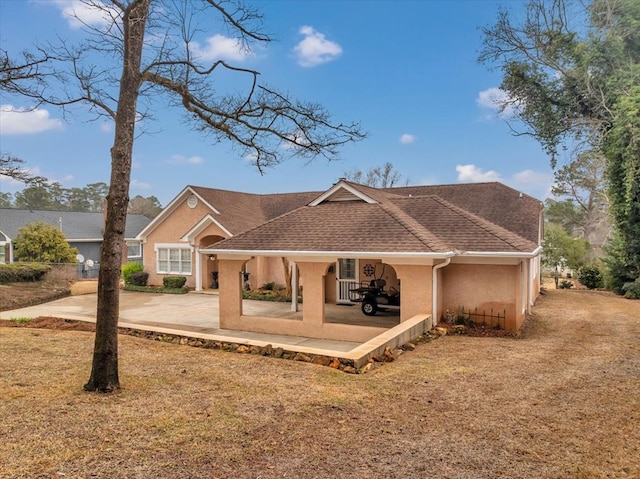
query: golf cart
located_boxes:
[349,273,400,316]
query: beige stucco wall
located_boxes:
[250,256,287,290]
[142,198,229,288]
[388,263,432,322]
[440,263,525,331]
[217,255,532,340]
[218,258,390,342]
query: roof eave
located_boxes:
[458,246,542,258]
[201,249,457,259]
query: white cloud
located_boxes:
[99,121,113,133]
[511,169,554,199]
[476,87,519,119]
[513,169,553,184]
[456,164,502,183]
[167,154,204,165]
[455,164,553,200]
[293,26,342,67]
[400,134,415,144]
[190,34,249,62]
[52,0,119,29]
[0,105,63,135]
[131,179,151,190]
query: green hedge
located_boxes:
[0,263,51,284]
[123,284,188,294]
[163,276,186,289]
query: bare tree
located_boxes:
[343,162,405,188]
[3,0,365,392]
[0,153,45,184]
[550,151,610,258]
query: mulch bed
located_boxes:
[0,317,96,331]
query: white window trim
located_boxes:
[126,240,142,259]
[154,243,194,275]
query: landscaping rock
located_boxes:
[313,356,331,366]
[293,352,312,362]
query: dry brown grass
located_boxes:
[1,286,639,478]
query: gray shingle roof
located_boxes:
[0,208,151,241]
[208,181,542,255]
[188,186,321,235]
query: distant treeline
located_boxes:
[0,180,162,218]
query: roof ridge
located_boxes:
[428,195,536,250]
[189,184,322,198]
[378,200,451,251]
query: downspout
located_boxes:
[432,257,452,328]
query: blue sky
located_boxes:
[0,0,555,207]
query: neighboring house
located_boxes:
[0,209,152,271]
[138,180,543,340]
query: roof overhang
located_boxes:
[201,246,541,263]
[136,186,220,240]
[180,214,232,243]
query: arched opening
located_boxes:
[200,234,225,289]
[339,260,400,325]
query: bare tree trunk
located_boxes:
[84,0,150,393]
[282,257,292,297]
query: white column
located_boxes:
[195,250,202,291]
[291,260,298,312]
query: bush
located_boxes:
[14,221,79,263]
[123,284,188,294]
[558,279,574,289]
[578,265,603,290]
[121,262,143,284]
[622,278,640,299]
[0,263,51,284]
[163,276,186,289]
[130,271,149,286]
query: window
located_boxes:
[156,246,192,274]
[338,258,356,280]
[126,241,142,259]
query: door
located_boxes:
[336,258,358,304]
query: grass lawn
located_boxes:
[1,286,639,478]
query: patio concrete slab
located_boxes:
[0,291,366,354]
[2,290,427,366]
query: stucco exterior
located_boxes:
[140,181,543,341]
[439,262,527,331]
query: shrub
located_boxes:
[262,281,276,291]
[14,221,79,263]
[163,276,186,289]
[124,284,188,294]
[0,263,51,284]
[622,278,640,299]
[578,265,603,290]
[130,271,149,286]
[121,262,143,284]
[558,280,574,289]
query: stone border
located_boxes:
[118,326,451,374]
